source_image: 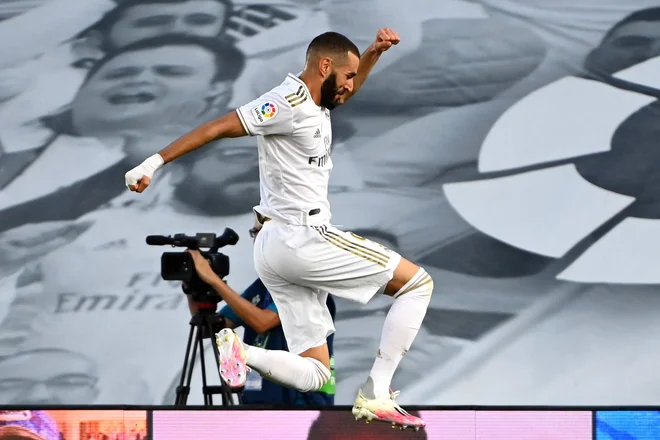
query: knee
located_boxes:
[395,267,434,303]
[425,270,434,296]
[297,357,331,392]
[417,268,434,303]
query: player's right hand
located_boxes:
[124,153,164,192]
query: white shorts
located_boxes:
[253,220,402,354]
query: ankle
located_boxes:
[362,376,389,400]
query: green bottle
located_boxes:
[318,355,336,395]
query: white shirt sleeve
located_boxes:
[236,89,294,137]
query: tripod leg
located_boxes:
[175,323,197,405]
[183,325,201,403]
[197,328,213,406]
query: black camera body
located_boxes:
[146,229,239,303]
[161,250,229,293]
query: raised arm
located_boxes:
[345,28,400,102]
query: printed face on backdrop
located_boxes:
[585,13,660,76]
[0,221,93,278]
[343,17,546,112]
[0,350,99,405]
[71,44,219,139]
[172,143,260,216]
[107,0,229,49]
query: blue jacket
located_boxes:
[218,278,335,405]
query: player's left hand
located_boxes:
[374,28,400,53]
[187,249,218,285]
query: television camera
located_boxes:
[145,228,242,407]
[146,228,239,303]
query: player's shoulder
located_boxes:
[263,75,311,112]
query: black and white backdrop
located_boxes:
[1,0,660,406]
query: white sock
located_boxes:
[244,345,331,392]
[364,268,433,399]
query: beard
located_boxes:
[320,72,340,110]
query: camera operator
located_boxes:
[184,220,336,406]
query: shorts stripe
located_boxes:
[314,227,389,267]
[322,227,391,263]
[316,228,389,267]
[323,228,391,261]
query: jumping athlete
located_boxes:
[125,30,433,429]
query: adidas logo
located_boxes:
[314,128,321,139]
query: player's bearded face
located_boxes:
[320,71,341,110]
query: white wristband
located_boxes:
[143,153,165,174]
[125,153,165,189]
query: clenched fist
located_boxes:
[374,28,400,53]
[124,153,164,192]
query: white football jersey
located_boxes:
[237,73,333,226]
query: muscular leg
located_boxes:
[229,223,430,401]
[242,246,431,399]
[219,280,334,393]
[299,344,331,369]
[239,258,431,399]
[239,341,332,393]
[385,257,424,295]
[362,257,433,399]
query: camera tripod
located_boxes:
[174,303,244,406]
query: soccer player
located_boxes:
[124,30,433,429]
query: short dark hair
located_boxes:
[601,7,660,42]
[90,0,234,39]
[85,34,245,83]
[306,31,360,60]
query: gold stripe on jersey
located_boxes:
[289,95,308,107]
[314,226,390,267]
[285,85,303,100]
[286,85,308,107]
